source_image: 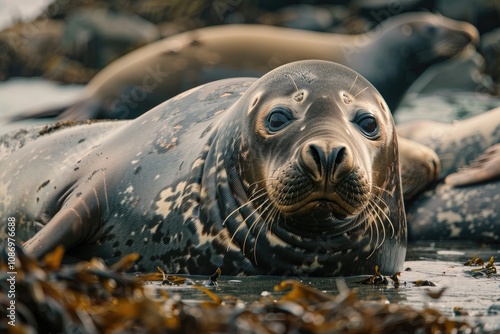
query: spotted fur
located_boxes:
[399,107,500,243]
[0,61,406,276]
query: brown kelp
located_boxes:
[0,246,479,333]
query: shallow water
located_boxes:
[143,242,500,331]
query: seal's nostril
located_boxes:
[328,146,349,183]
[300,143,349,183]
[308,144,324,177]
[299,143,327,182]
[333,147,346,167]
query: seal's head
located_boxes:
[364,12,479,109]
[218,60,405,276]
[381,12,479,65]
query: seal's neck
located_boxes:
[197,133,404,276]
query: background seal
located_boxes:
[13,12,478,121]
[398,107,500,243]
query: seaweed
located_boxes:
[465,256,497,277]
[0,247,479,333]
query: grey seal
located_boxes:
[398,107,500,243]
[14,13,478,121]
[1,60,407,276]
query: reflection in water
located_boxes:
[143,241,499,330]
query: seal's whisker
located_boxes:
[366,197,390,257]
[262,188,279,224]
[260,194,281,233]
[253,214,267,265]
[222,188,267,227]
[287,74,300,93]
[244,196,281,263]
[93,187,102,222]
[242,199,271,254]
[242,218,260,256]
[270,209,285,241]
[370,183,393,197]
[348,74,358,93]
[371,202,381,255]
[369,193,395,238]
[246,177,277,190]
[366,207,375,250]
[269,206,281,229]
[224,192,268,252]
[372,199,388,249]
[365,202,380,259]
[353,86,369,98]
[364,202,385,259]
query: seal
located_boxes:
[397,107,500,243]
[397,107,500,179]
[444,143,500,187]
[0,60,406,276]
[14,12,478,121]
[397,136,440,201]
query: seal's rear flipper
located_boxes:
[10,102,76,121]
[10,98,102,122]
[57,99,103,121]
[445,143,500,186]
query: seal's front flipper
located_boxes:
[445,143,500,187]
[398,136,440,201]
[23,209,86,259]
[23,189,103,260]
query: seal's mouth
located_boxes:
[268,188,370,236]
[289,196,354,219]
[266,161,371,231]
[263,139,373,235]
[283,199,361,235]
[416,19,480,63]
[433,25,479,59]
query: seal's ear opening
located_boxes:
[379,100,389,114]
[247,91,265,116]
[251,96,259,108]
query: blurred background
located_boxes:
[0,0,498,84]
[0,0,498,127]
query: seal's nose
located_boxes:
[299,141,348,183]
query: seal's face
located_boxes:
[388,13,479,63]
[235,61,396,240]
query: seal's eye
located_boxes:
[266,107,294,132]
[425,25,437,36]
[355,114,380,139]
